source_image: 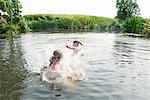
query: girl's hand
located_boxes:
[66,40,70,43]
[66,40,70,48]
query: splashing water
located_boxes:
[39,45,86,86]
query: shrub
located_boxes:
[0,24,6,33]
[98,20,122,33]
[27,20,57,31]
[142,19,150,38]
[0,24,18,34]
[122,17,144,34]
[111,20,122,33]
[99,23,108,32]
[19,20,31,33]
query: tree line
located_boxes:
[0,0,150,38]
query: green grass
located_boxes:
[24,14,114,32]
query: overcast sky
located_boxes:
[19,0,150,18]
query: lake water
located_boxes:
[0,32,150,100]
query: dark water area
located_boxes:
[0,33,150,100]
[0,37,28,100]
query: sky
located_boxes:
[19,0,150,18]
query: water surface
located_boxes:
[0,32,150,100]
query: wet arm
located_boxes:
[66,42,74,49]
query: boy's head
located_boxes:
[73,41,82,47]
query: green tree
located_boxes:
[0,0,22,24]
[116,0,140,20]
[0,0,6,12]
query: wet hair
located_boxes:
[73,40,83,46]
[49,50,63,66]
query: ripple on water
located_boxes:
[1,33,150,100]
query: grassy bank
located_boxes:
[1,14,150,39]
[23,14,115,32]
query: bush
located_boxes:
[0,24,6,33]
[27,20,57,31]
[122,17,144,34]
[142,19,150,38]
[110,20,122,33]
[19,20,31,33]
[99,23,108,32]
[0,24,18,34]
[98,20,122,33]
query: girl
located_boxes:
[41,50,63,82]
[66,40,85,81]
[49,50,72,79]
[41,50,72,82]
[66,40,83,56]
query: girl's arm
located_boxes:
[60,62,72,78]
[66,45,74,49]
[59,63,67,78]
[66,41,75,49]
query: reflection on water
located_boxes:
[0,33,150,100]
[0,38,27,100]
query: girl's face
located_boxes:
[73,42,79,47]
[53,50,63,59]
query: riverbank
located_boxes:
[1,14,150,39]
[0,14,120,38]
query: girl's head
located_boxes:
[53,50,63,59]
[73,41,83,47]
[50,50,63,65]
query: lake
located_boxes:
[0,32,150,100]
